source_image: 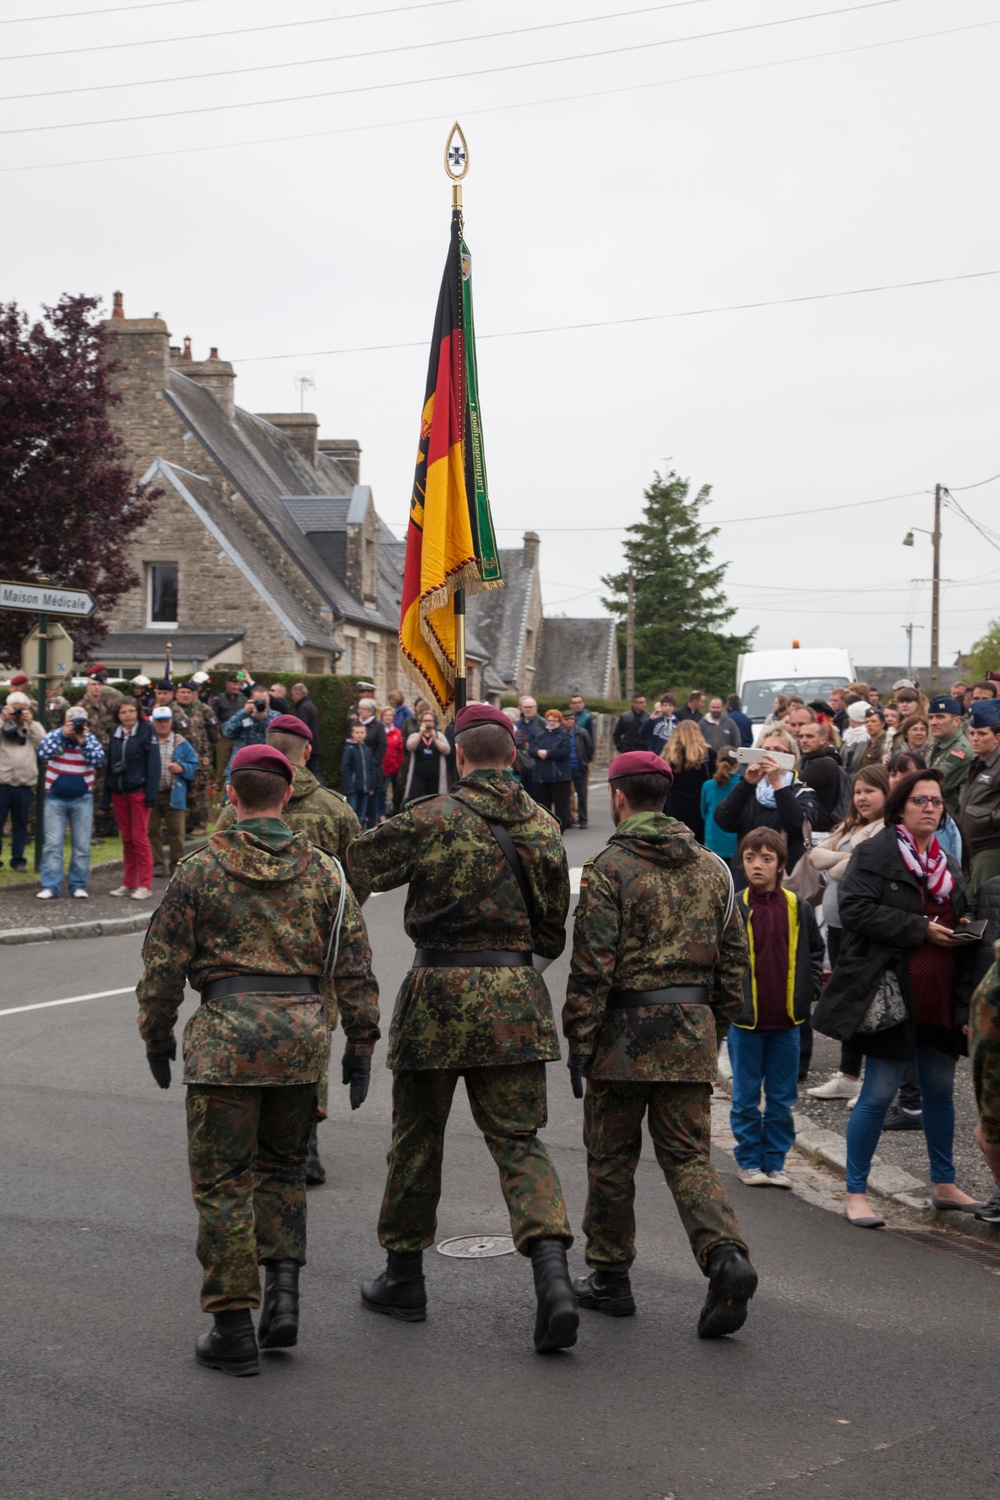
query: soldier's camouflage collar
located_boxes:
[231,815,294,849]
[613,810,676,837]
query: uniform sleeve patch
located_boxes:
[950,748,967,759]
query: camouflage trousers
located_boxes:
[186,767,212,832]
[583,1079,747,1274]
[186,1082,317,1312]
[378,1063,573,1256]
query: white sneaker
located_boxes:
[740,1169,770,1186]
[767,1170,793,1189]
[847,1094,859,1109]
[71,889,89,899]
[130,886,152,900]
[806,1072,861,1100]
[36,888,55,900]
[109,885,132,897]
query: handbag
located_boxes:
[783,820,823,906]
[856,967,907,1034]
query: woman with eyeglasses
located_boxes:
[814,768,984,1226]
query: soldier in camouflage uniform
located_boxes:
[137,742,380,1377]
[564,750,758,1339]
[347,702,580,1354]
[152,678,194,737]
[174,681,218,835]
[971,933,1000,1220]
[217,713,363,1184]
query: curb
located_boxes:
[0,913,153,945]
[716,1043,1000,1247]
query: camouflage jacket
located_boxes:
[969,942,1000,1144]
[179,700,218,759]
[137,817,379,1086]
[217,765,363,893]
[346,769,570,1071]
[563,811,749,1083]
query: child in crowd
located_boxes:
[341,722,377,828]
[728,828,824,1188]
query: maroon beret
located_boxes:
[230,744,293,783]
[267,712,312,742]
[9,673,30,688]
[454,703,516,743]
[608,750,673,782]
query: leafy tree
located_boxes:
[969,619,1000,681]
[602,467,754,698]
[0,294,155,667]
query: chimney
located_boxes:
[182,335,192,362]
[112,290,125,319]
[522,530,540,571]
[256,412,319,467]
[208,346,219,360]
[182,344,237,419]
[318,438,361,485]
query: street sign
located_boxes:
[22,620,75,682]
[0,580,96,617]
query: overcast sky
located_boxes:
[4,0,998,672]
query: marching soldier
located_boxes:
[563,750,758,1338]
[347,703,579,1354]
[217,713,364,1184]
[137,743,379,1376]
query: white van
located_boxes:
[736,647,855,727]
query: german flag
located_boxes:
[399,209,502,710]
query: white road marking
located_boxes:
[0,986,135,1018]
[570,867,583,895]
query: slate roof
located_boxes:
[141,460,334,650]
[164,372,396,631]
[101,628,244,660]
[534,617,619,699]
[855,665,933,694]
[465,547,535,686]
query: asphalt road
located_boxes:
[2,793,999,1500]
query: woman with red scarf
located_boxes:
[814,768,985,1226]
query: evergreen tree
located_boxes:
[601,468,754,697]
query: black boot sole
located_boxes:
[360,1290,427,1322]
[259,1316,298,1349]
[697,1262,758,1339]
[574,1288,636,1318]
[534,1303,579,1353]
[195,1351,260,1376]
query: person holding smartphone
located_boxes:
[402,712,451,803]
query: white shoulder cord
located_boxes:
[704,847,736,929]
[322,856,348,982]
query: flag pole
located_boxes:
[446,124,469,713]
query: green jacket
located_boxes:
[927,727,973,814]
[346,769,570,1071]
[563,811,748,1083]
[137,818,379,1086]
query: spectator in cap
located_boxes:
[213,673,247,725]
[103,696,158,900]
[147,707,199,877]
[534,709,573,832]
[841,700,871,773]
[926,695,972,815]
[36,707,105,899]
[0,690,43,873]
[959,700,1000,897]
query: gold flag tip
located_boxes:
[445,122,469,182]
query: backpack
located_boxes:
[829,764,854,827]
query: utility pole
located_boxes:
[902,621,924,678]
[931,482,942,691]
[625,566,635,699]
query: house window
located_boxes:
[147,564,178,627]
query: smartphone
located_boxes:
[949,919,988,943]
[733,747,795,772]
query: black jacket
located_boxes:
[973,875,1000,989]
[813,824,974,1060]
[359,717,387,776]
[800,746,844,833]
[294,694,321,754]
[713,774,820,885]
[101,720,159,807]
[734,888,825,1028]
[570,724,594,767]
[613,709,650,753]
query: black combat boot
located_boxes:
[697,1244,758,1339]
[305,1125,326,1186]
[573,1268,636,1318]
[529,1239,579,1353]
[258,1260,300,1349]
[195,1309,260,1377]
[361,1250,427,1322]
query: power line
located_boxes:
[0,0,912,136]
[7,14,993,174]
[229,272,999,365]
[1,0,206,22]
[2,0,478,59]
[946,470,1000,491]
[0,1,716,101]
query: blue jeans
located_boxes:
[0,784,34,866]
[728,1026,800,1173]
[347,790,376,829]
[40,794,93,895]
[845,1048,957,1192]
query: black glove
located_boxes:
[342,1051,371,1110]
[568,1054,588,1100]
[146,1040,176,1090]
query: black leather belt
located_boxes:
[608,986,710,1007]
[413,949,532,968]
[201,975,321,1002]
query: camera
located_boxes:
[253,699,268,714]
[12,705,23,717]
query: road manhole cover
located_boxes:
[436,1234,516,1259]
